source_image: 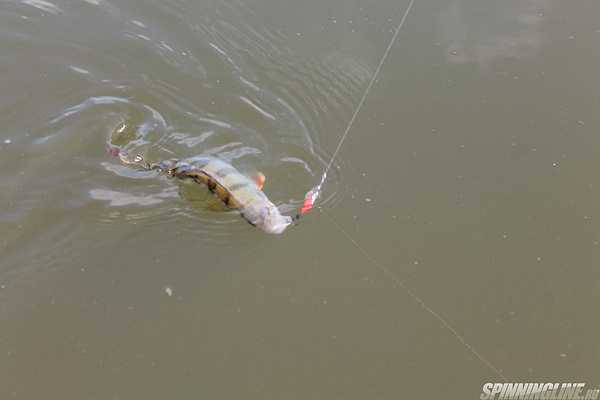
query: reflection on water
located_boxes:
[89,188,176,207]
[22,0,62,15]
[440,0,549,65]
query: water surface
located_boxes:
[1,0,599,398]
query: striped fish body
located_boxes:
[171,158,263,209]
[170,157,292,233]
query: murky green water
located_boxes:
[1,0,600,398]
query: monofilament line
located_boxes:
[322,212,507,380]
[318,0,416,189]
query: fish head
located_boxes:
[256,204,292,234]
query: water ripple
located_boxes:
[1,0,375,243]
[21,0,61,15]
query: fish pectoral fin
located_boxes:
[205,197,229,212]
[179,184,228,211]
[248,171,265,190]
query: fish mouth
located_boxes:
[261,216,292,234]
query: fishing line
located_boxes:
[307,0,416,207]
[297,0,416,218]
[322,211,507,380]
[308,0,507,381]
